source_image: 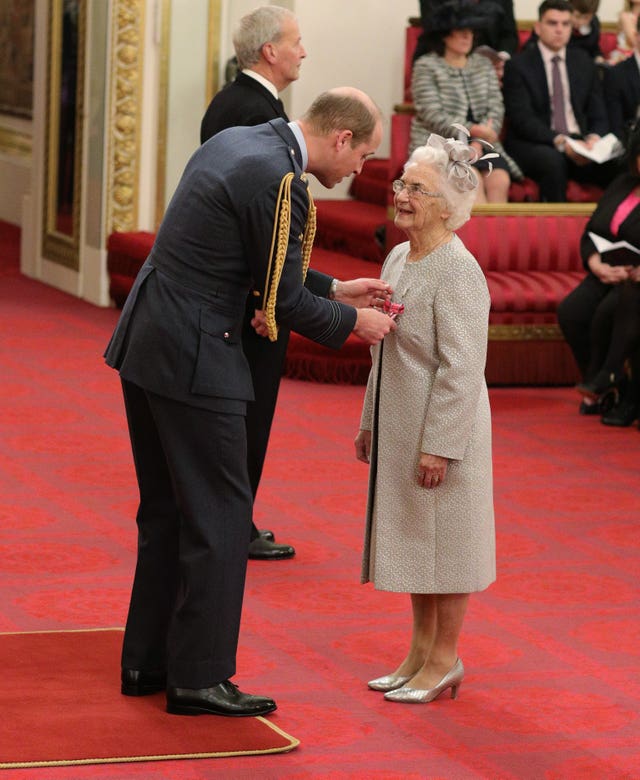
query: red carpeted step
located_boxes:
[285,331,372,385]
[286,246,381,385]
[314,200,386,263]
[310,246,381,278]
[348,158,390,206]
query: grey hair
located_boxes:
[404,145,477,231]
[233,6,295,69]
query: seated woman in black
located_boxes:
[557,123,640,425]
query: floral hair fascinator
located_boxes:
[426,124,499,192]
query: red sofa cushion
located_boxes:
[486,269,585,313]
[309,246,381,278]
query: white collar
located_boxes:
[241,69,279,100]
[538,42,567,64]
[288,121,308,170]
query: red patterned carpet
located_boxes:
[1,221,639,778]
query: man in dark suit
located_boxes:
[200,6,303,142]
[604,16,640,144]
[503,0,612,202]
[201,7,390,561]
[105,88,395,717]
[201,6,303,561]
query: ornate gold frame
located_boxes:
[42,0,86,270]
[155,0,171,229]
[106,0,145,235]
[205,0,222,105]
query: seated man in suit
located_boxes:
[106,88,396,718]
[503,0,614,202]
[604,14,640,144]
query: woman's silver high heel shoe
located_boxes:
[383,658,464,703]
[367,674,413,692]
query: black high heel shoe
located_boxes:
[576,370,623,400]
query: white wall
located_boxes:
[164,0,210,208]
[517,0,619,18]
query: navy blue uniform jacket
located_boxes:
[105,119,356,412]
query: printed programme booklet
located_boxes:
[589,231,640,266]
[566,133,624,164]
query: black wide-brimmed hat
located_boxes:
[423,0,502,34]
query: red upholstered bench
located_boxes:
[107,230,156,308]
[107,210,587,386]
[287,213,588,386]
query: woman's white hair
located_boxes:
[233,6,294,70]
[404,145,477,231]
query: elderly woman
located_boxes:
[410,0,522,204]
[355,135,495,704]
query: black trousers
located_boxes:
[557,274,619,379]
[120,379,252,688]
[241,297,290,540]
[505,140,619,202]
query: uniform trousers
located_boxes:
[241,298,290,539]
[120,379,253,688]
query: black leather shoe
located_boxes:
[259,529,275,542]
[248,536,295,560]
[121,668,167,696]
[601,398,640,427]
[166,681,277,717]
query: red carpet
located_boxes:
[1,221,639,778]
[0,629,297,769]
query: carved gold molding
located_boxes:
[206,0,222,105]
[0,127,32,158]
[386,202,595,220]
[489,323,563,341]
[107,0,145,234]
[155,0,170,229]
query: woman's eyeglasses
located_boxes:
[392,180,443,198]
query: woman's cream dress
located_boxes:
[360,235,496,593]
